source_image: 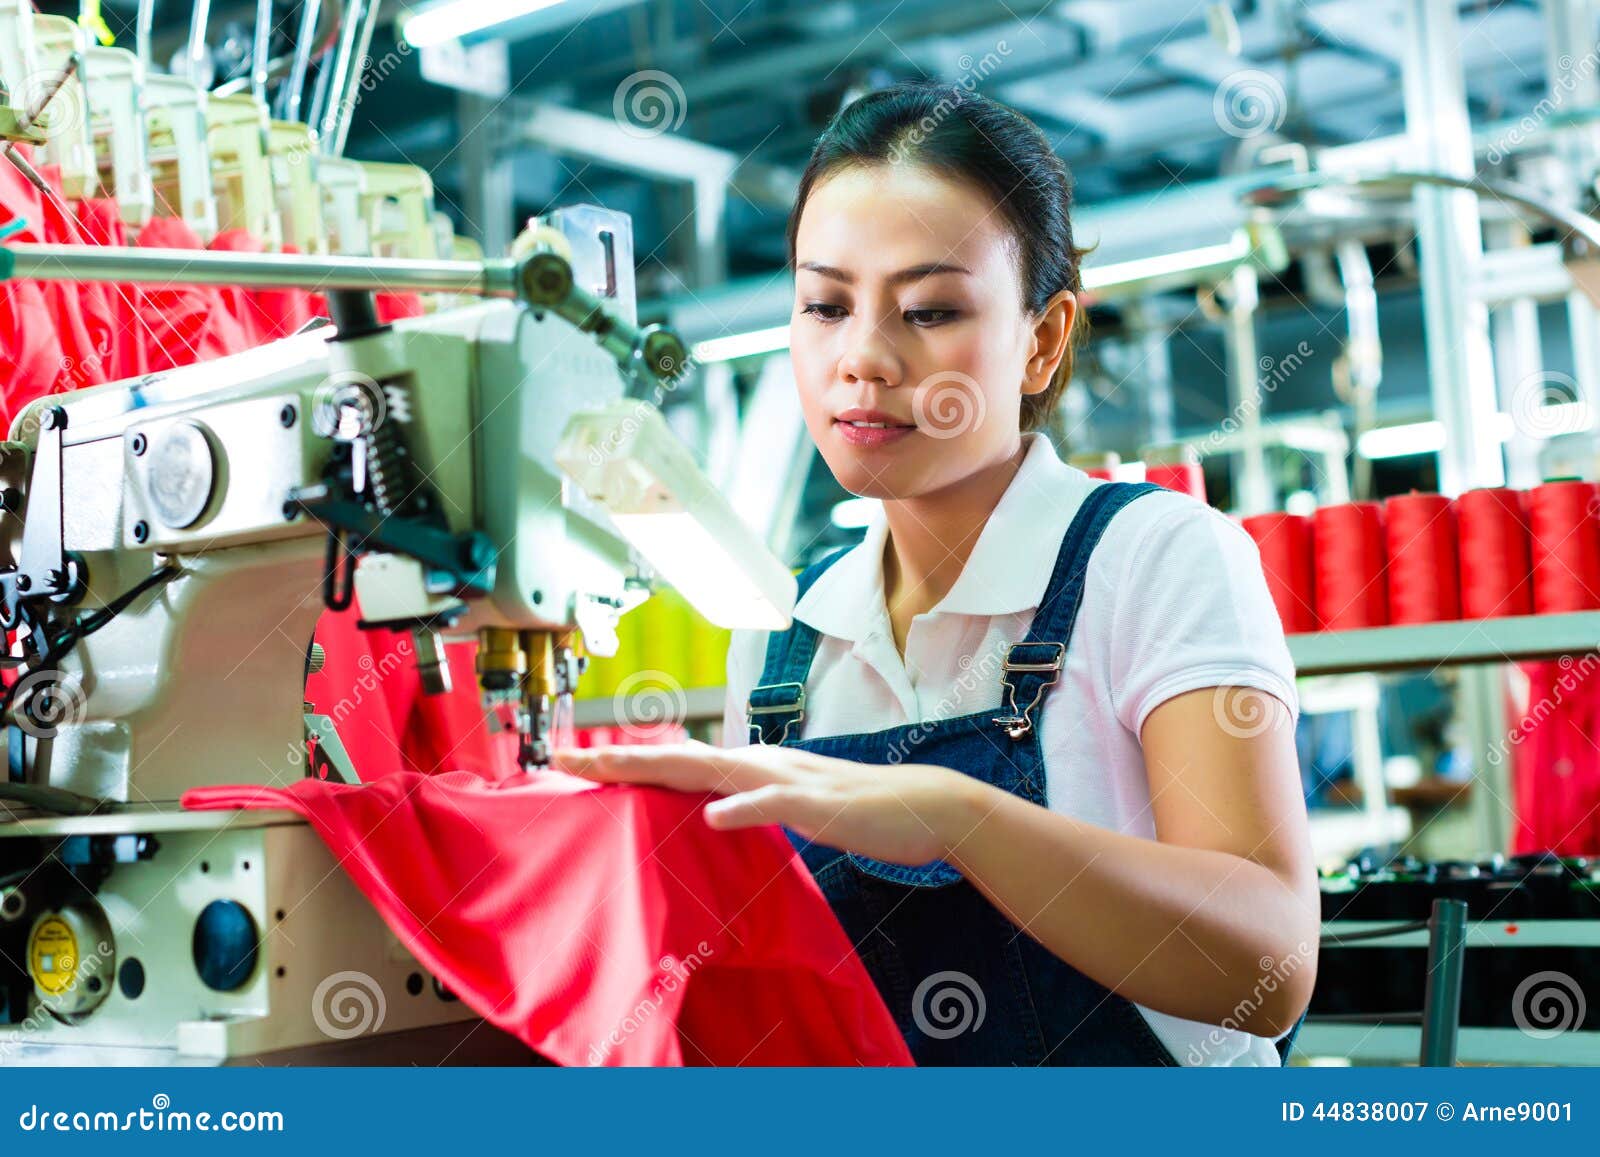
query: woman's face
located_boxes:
[789,162,1067,501]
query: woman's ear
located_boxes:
[1023,289,1078,397]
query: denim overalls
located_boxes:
[748,481,1298,1066]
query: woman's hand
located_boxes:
[554,741,987,866]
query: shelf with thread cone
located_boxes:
[1288,611,1600,677]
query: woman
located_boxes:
[559,82,1317,1067]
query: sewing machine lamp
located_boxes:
[556,402,795,631]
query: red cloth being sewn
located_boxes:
[304,616,517,780]
[181,771,913,1067]
[72,198,149,382]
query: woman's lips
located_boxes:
[833,418,916,448]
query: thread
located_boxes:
[1529,479,1600,613]
[1457,487,1533,619]
[1384,492,1461,624]
[1243,513,1316,633]
[1313,502,1388,630]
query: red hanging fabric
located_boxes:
[73,197,149,382]
[254,242,321,338]
[208,228,276,347]
[375,292,424,324]
[0,152,82,416]
[181,770,914,1067]
[135,215,254,367]
[1511,660,1600,856]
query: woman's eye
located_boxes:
[800,302,846,321]
[904,308,958,327]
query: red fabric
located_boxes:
[181,771,913,1067]
[0,153,81,420]
[135,215,253,369]
[1511,661,1600,856]
[209,228,276,347]
[376,292,424,323]
[304,615,518,781]
[256,242,321,337]
[66,197,146,383]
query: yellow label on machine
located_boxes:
[28,915,79,996]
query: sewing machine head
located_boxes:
[0,207,793,810]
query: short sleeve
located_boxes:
[721,628,767,748]
[1104,500,1299,736]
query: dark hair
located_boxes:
[786,81,1087,432]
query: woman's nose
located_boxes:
[838,321,902,387]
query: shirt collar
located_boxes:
[792,435,1097,642]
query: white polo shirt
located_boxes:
[722,433,1301,1067]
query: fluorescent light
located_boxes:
[1356,421,1446,459]
[830,497,877,530]
[1080,237,1251,292]
[555,402,796,630]
[611,512,791,630]
[402,0,568,48]
[691,324,791,364]
[1284,490,1317,516]
[1357,414,1532,460]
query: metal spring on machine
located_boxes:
[362,383,417,517]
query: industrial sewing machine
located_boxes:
[0,207,795,1064]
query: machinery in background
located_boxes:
[1306,852,1600,1063]
[0,207,795,1063]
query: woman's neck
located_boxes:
[880,438,1029,654]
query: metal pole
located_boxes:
[1224,265,1273,515]
[279,0,325,123]
[4,243,520,298]
[1418,898,1468,1066]
[252,0,276,104]
[316,0,367,149]
[187,0,214,88]
[1401,0,1505,495]
[328,0,381,157]
[136,0,155,70]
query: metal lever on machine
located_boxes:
[0,242,692,394]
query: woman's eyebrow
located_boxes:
[797,261,972,285]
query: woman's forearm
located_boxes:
[934,776,1318,1036]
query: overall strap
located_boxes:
[995,481,1163,741]
[747,546,851,745]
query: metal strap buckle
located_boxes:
[746,683,806,745]
[994,642,1065,740]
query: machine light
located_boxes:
[556,402,797,631]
